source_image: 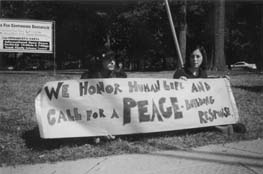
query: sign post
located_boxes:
[53,21,56,76]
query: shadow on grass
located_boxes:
[22,126,218,151]
[232,85,263,93]
[22,126,100,151]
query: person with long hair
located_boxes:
[173,44,207,79]
[80,50,127,143]
[173,44,246,135]
[81,50,127,79]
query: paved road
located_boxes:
[1,139,263,174]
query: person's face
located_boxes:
[118,62,123,69]
[190,49,203,68]
[102,58,116,71]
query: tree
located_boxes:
[258,4,263,72]
[214,0,226,70]
[0,0,3,68]
[111,1,174,71]
[178,0,187,65]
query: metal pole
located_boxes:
[164,0,184,68]
[53,21,56,76]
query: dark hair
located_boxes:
[87,56,101,73]
[102,50,115,61]
[87,50,116,71]
[184,45,207,70]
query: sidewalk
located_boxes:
[1,139,263,174]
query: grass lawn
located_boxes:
[0,70,263,166]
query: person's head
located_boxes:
[101,51,116,71]
[185,45,207,70]
[118,62,123,69]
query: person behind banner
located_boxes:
[173,44,246,135]
[81,51,127,79]
[81,50,127,143]
[115,61,127,78]
[173,44,207,79]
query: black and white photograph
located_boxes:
[0,0,262,173]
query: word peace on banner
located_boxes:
[35,78,239,138]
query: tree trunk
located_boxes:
[179,0,187,65]
[207,3,214,70]
[214,0,226,70]
[0,0,4,69]
[258,5,263,72]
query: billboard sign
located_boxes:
[0,19,53,53]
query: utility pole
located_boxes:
[164,0,184,68]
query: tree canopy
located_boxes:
[1,0,262,71]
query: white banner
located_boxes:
[0,19,53,53]
[35,78,239,138]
